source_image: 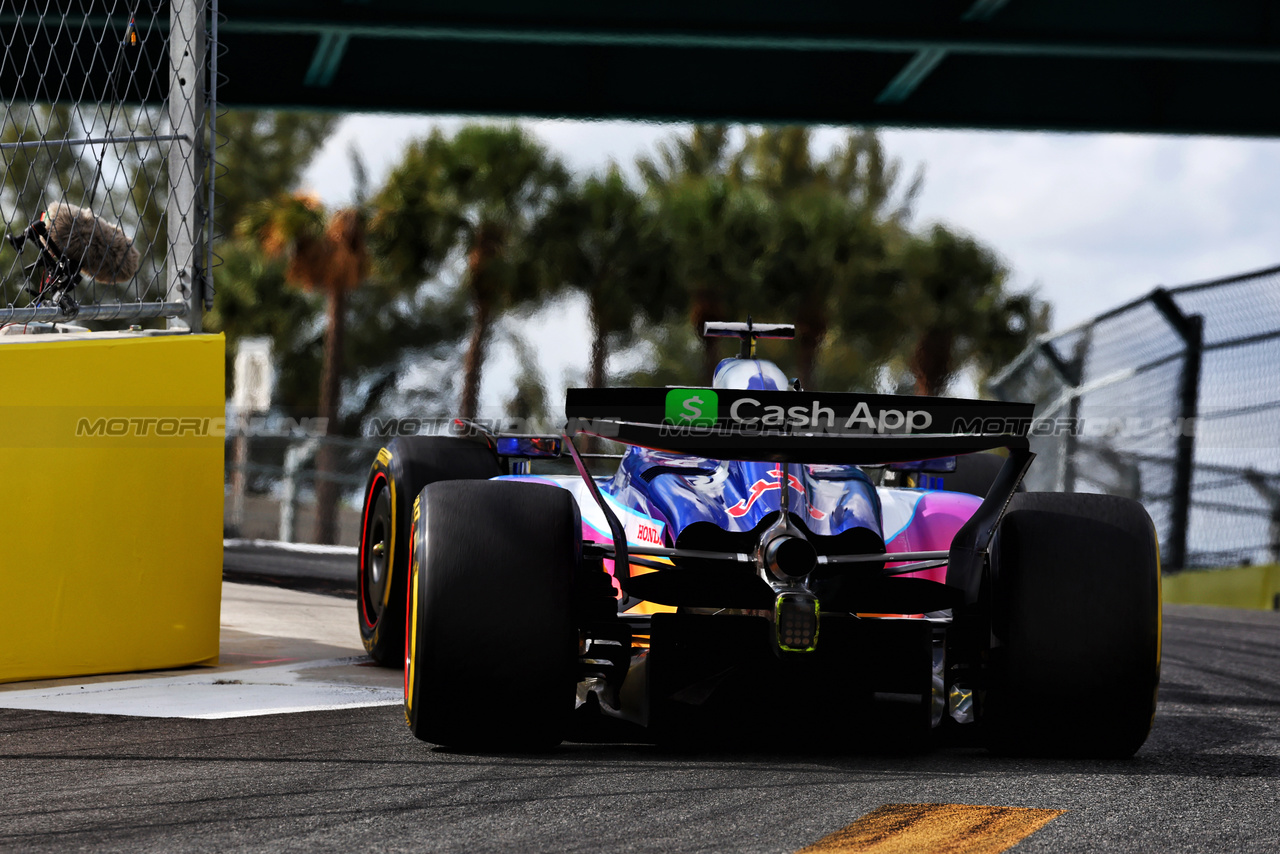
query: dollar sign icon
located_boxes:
[665,389,719,426]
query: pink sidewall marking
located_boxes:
[358,471,388,628]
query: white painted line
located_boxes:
[0,657,400,720]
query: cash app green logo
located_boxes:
[665,389,719,426]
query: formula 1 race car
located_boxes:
[358,321,1161,756]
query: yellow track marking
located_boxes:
[798,803,1065,854]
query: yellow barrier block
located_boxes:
[0,333,224,683]
[1163,563,1280,611]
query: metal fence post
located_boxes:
[1151,288,1204,571]
[167,0,208,331]
[1038,334,1087,492]
[1242,470,1280,565]
[205,0,220,312]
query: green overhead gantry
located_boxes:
[7,1,1280,134]
[215,0,1280,135]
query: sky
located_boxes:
[301,116,1280,411]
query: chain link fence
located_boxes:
[1,0,216,328]
[991,265,1280,571]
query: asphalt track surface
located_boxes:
[0,557,1277,852]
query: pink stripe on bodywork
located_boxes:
[885,491,982,582]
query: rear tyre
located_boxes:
[358,437,502,666]
[986,492,1162,758]
[405,480,581,749]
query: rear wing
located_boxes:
[565,387,1034,465]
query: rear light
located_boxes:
[775,591,819,653]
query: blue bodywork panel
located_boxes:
[607,447,884,547]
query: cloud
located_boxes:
[879,130,1280,324]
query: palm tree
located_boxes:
[821,128,923,225]
[658,178,771,380]
[637,124,735,189]
[371,125,568,419]
[240,192,368,544]
[197,111,341,397]
[638,125,771,378]
[504,331,550,428]
[738,126,921,221]
[736,127,918,390]
[216,112,342,230]
[734,126,816,197]
[897,224,1047,396]
[755,188,897,390]
[537,168,669,388]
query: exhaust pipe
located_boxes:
[763,534,817,580]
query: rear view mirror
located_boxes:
[495,436,563,458]
[887,457,957,474]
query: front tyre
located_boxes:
[986,492,1162,758]
[358,437,502,666]
[405,480,581,750]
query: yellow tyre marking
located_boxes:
[1153,527,1163,728]
[376,447,392,467]
[406,496,421,723]
[798,804,1065,854]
